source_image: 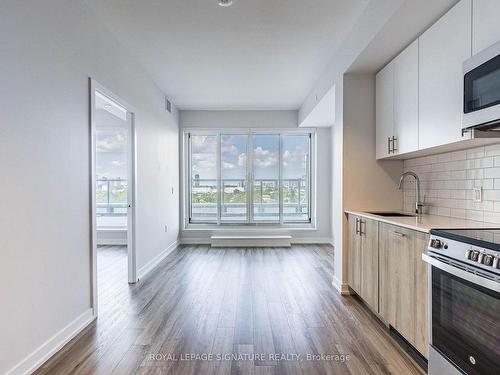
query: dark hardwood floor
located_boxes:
[34,245,424,375]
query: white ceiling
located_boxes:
[84,0,369,110]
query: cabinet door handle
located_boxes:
[388,137,392,154]
[359,220,365,236]
[355,218,360,235]
[392,136,398,152]
[392,231,405,237]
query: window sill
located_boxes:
[183,223,317,231]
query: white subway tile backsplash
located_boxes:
[466,147,485,159]
[466,209,484,222]
[467,169,483,179]
[450,208,466,219]
[475,157,494,168]
[484,211,500,225]
[483,190,500,201]
[403,143,500,225]
[484,167,500,179]
[485,143,500,156]
[449,150,467,161]
[478,179,494,189]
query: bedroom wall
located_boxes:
[0,1,179,373]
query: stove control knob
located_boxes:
[469,250,480,262]
[430,239,444,249]
[494,257,500,269]
[482,254,494,267]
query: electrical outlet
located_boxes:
[164,225,168,233]
[473,187,482,202]
[171,187,174,194]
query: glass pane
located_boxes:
[282,135,309,222]
[252,134,279,221]
[95,128,128,228]
[191,135,217,222]
[221,135,248,222]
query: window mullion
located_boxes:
[279,134,284,225]
[217,133,221,225]
[188,133,192,224]
[308,133,312,223]
[247,132,253,224]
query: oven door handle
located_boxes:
[422,253,500,293]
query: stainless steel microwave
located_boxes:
[463,40,500,132]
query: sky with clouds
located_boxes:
[191,134,308,181]
[96,129,127,179]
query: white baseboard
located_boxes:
[137,240,179,281]
[179,237,211,245]
[6,309,95,375]
[332,275,351,295]
[180,237,333,246]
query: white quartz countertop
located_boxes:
[344,210,500,233]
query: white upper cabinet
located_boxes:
[473,0,500,54]
[419,0,472,150]
[376,61,394,159]
[376,41,418,159]
[394,39,419,154]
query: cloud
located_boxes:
[96,131,126,153]
[192,135,217,153]
[192,151,216,177]
[283,146,306,162]
[221,136,240,155]
[238,153,247,167]
[222,161,237,170]
[253,146,278,168]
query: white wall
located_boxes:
[180,110,298,129]
[179,110,332,243]
[332,74,403,292]
[0,1,179,374]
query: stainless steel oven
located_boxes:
[423,230,500,375]
[463,40,500,132]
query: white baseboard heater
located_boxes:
[210,235,292,248]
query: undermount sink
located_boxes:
[366,211,416,217]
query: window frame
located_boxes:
[182,128,317,229]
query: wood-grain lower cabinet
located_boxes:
[348,215,379,311]
[378,223,429,358]
[348,215,362,295]
[360,218,379,311]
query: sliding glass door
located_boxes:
[220,134,248,222]
[190,135,218,222]
[188,131,312,225]
[282,134,310,222]
[252,134,280,222]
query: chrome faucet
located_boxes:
[398,171,423,216]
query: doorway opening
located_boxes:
[90,79,137,317]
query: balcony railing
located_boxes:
[191,178,309,221]
[96,179,127,216]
